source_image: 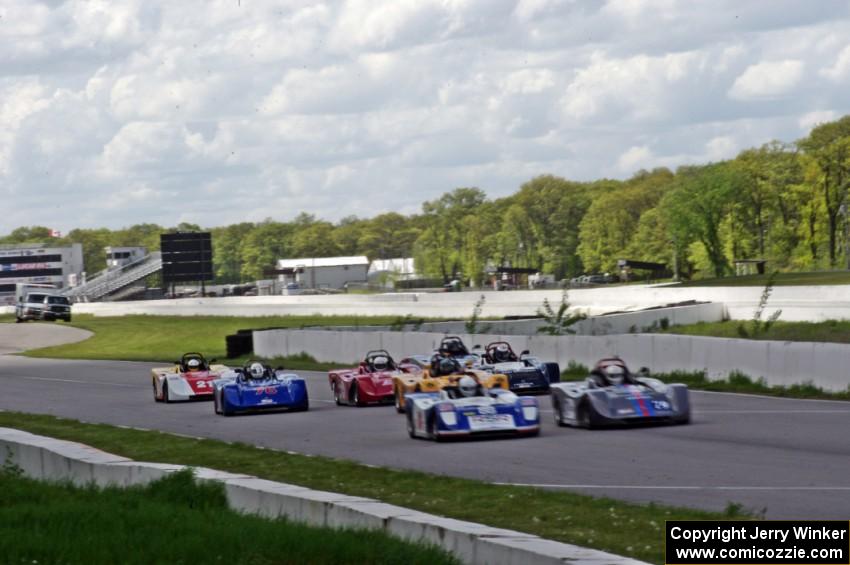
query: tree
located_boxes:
[357,213,420,259]
[239,220,294,281]
[578,169,673,273]
[798,116,850,266]
[212,222,254,283]
[661,163,740,278]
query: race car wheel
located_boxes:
[352,383,361,406]
[162,382,171,404]
[552,398,563,426]
[214,391,222,415]
[576,401,591,429]
[394,386,405,414]
[152,380,161,402]
[406,412,416,439]
[333,382,342,405]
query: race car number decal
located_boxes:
[255,387,278,395]
[651,400,671,411]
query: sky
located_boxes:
[3,0,850,233]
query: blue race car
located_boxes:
[477,341,560,395]
[404,374,540,441]
[213,362,309,416]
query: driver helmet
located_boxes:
[372,355,389,371]
[249,362,265,380]
[605,364,626,386]
[458,375,478,397]
[438,357,458,376]
[187,358,201,372]
[494,343,511,362]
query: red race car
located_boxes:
[328,350,406,407]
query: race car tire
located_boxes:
[406,412,416,439]
[162,382,171,403]
[552,398,563,426]
[152,380,161,402]
[15,317,22,323]
[295,397,310,412]
[352,383,362,406]
[214,391,222,415]
[333,382,342,405]
[543,362,561,384]
[394,386,405,413]
[576,400,591,429]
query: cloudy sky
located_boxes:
[3,0,850,232]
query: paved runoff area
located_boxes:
[0,324,91,354]
[1,344,848,519]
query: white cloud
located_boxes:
[799,110,838,132]
[617,145,653,172]
[820,44,850,81]
[1,1,850,233]
[728,60,804,100]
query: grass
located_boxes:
[559,363,850,401]
[18,314,425,362]
[0,412,758,565]
[677,270,850,287]
[0,466,457,565]
[666,319,850,344]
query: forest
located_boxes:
[4,115,850,285]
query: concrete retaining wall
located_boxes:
[254,329,850,392]
[68,284,849,322]
[318,302,725,336]
[0,427,647,565]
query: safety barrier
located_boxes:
[253,328,850,392]
[0,427,648,565]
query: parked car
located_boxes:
[15,291,71,323]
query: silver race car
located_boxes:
[550,357,690,428]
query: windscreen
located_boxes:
[46,296,70,305]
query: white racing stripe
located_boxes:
[494,483,850,491]
[8,375,137,388]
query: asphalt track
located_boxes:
[1,354,848,519]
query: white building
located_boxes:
[105,246,147,269]
[276,256,369,290]
[0,243,84,305]
[368,258,417,288]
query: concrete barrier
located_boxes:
[254,328,850,392]
[0,427,648,565]
[69,284,850,322]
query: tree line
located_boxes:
[4,115,850,284]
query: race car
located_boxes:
[436,335,482,367]
[405,374,540,440]
[478,341,560,395]
[549,357,690,428]
[393,354,509,413]
[213,361,309,416]
[328,350,402,406]
[151,352,229,403]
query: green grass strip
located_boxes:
[0,411,757,565]
[0,466,457,564]
[666,319,850,345]
[676,270,850,287]
[19,314,425,363]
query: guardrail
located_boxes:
[0,427,648,565]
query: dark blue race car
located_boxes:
[213,362,309,416]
